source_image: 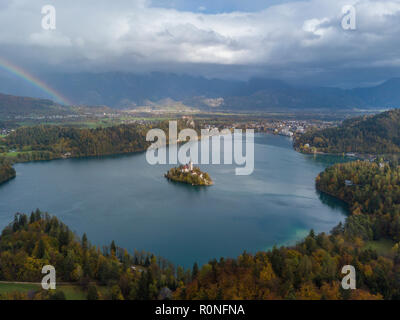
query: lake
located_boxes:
[0,134,348,267]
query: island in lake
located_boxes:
[165,161,213,186]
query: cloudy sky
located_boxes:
[1,0,400,87]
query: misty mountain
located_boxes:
[45,72,243,108]
[2,72,400,110]
[351,78,400,108]
[219,85,366,111]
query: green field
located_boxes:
[0,151,18,157]
[15,117,149,129]
[0,151,33,158]
[0,283,87,300]
[56,285,87,300]
[0,283,40,295]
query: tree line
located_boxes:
[0,121,195,164]
[3,124,151,161]
[0,210,191,300]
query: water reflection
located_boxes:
[317,190,349,214]
[304,153,352,167]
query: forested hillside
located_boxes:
[0,93,71,117]
[0,161,15,184]
[316,161,400,242]
[175,160,400,300]
[2,124,153,162]
[1,120,194,163]
[175,235,387,300]
[295,109,400,154]
[0,210,185,300]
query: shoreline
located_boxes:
[293,146,381,161]
[316,183,352,207]
[2,129,232,180]
[0,130,359,270]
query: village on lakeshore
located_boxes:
[165,160,213,186]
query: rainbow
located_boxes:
[0,56,71,105]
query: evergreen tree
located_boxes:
[82,233,88,250]
[192,262,199,280]
[36,239,46,259]
[110,240,117,256]
[87,285,100,300]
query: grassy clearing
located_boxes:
[0,151,33,158]
[0,283,40,295]
[0,283,87,300]
[0,152,18,157]
[56,285,87,300]
[364,239,395,256]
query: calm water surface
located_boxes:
[0,134,348,267]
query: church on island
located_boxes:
[181,160,194,173]
[165,160,213,186]
[180,160,206,179]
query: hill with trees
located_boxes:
[295,109,400,154]
[0,210,186,300]
[0,93,72,118]
[316,161,400,242]
[1,124,154,162]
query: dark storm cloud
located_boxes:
[150,0,306,13]
[0,0,400,86]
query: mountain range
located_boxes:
[1,72,400,111]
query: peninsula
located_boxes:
[165,161,213,186]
